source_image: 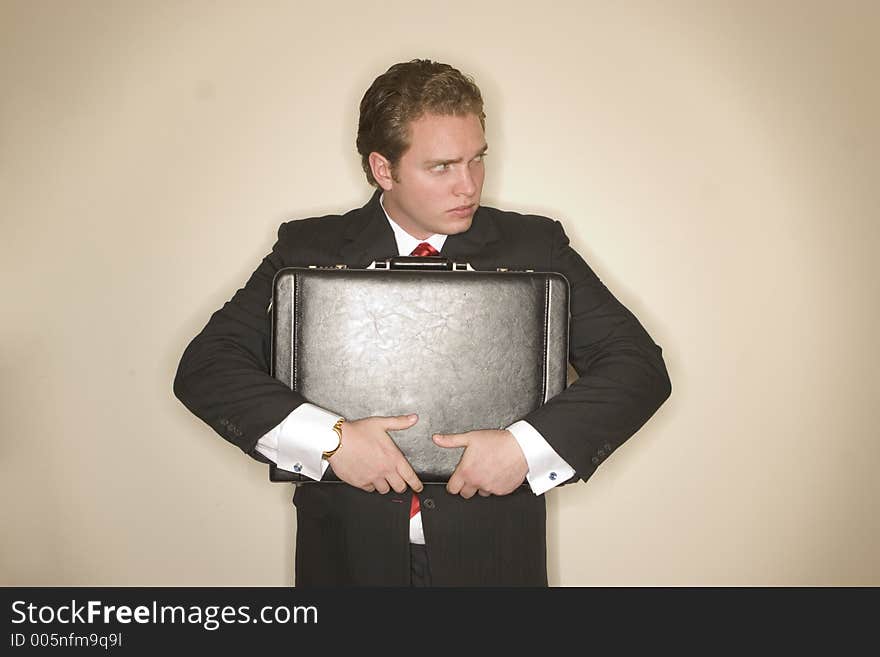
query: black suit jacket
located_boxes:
[174,191,671,586]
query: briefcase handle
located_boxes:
[368,256,474,271]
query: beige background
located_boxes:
[2,0,877,586]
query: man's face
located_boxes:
[378,112,487,239]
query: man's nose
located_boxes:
[453,165,477,196]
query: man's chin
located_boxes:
[442,214,475,235]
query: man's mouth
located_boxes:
[448,204,475,216]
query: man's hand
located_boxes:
[432,429,528,499]
[327,414,423,495]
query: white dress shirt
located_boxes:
[255,196,575,544]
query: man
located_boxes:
[174,59,671,586]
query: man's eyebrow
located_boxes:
[425,144,489,167]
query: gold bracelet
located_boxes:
[322,418,345,459]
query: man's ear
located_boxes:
[368,152,395,191]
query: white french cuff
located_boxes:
[254,403,342,481]
[505,420,576,496]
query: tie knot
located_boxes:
[410,242,439,257]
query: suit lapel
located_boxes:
[440,205,501,262]
[339,191,398,267]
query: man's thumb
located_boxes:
[433,433,467,448]
[383,413,419,431]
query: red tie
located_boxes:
[407,242,439,519]
[410,241,439,257]
[410,490,421,519]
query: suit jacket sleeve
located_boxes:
[522,220,672,483]
[173,221,305,461]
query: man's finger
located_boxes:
[397,461,423,493]
[478,489,491,497]
[386,472,408,495]
[433,432,469,448]
[446,471,464,495]
[373,479,391,494]
[459,484,478,499]
[382,414,419,431]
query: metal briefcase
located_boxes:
[269,256,569,483]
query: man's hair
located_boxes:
[356,59,486,186]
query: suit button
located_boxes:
[591,456,600,465]
[598,448,606,457]
[423,498,435,510]
[604,442,612,451]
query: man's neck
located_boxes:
[379,193,447,256]
[379,193,435,241]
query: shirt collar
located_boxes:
[379,193,448,256]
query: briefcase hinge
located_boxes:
[307,264,348,269]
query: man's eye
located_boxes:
[431,163,449,172]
